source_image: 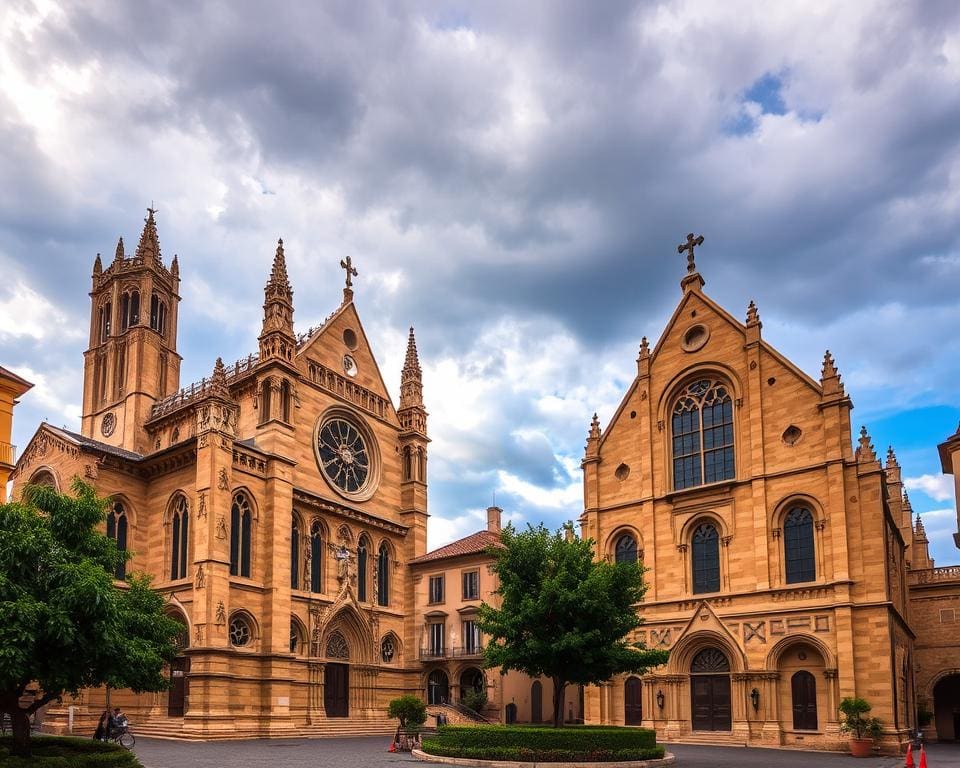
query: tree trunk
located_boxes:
[8,708,31,758]
[552,677,567,728]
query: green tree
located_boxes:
[0,480,182,757]
[478,523,668,727]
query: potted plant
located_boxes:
[388,695,428,752]
[839,697,883,757]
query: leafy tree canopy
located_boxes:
[0,479,182,756]
[477,523,668,726]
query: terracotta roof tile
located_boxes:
[410,529,502,564]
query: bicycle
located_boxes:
[111,725,135,749]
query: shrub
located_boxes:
[421,724,663,762]
[461,688,488,714]
[388,695,428,732]
[0,736,144,768]
[839,697,882,741]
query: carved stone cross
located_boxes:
[340,255,358,289]
[678,232,704,274]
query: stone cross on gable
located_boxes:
[340,255,358,289]
[678,232,704,274]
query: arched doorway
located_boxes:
[625,676,643,725]
[324,631,350,718]
[167,613,189,717]
[791,671,817,730]
[460,668,485,703]
[934,674,960,741]
[427,670,449,705]
[690,647,731,732]
[531,680,543,723]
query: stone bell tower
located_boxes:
[81,208,181,453]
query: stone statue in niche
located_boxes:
[215,515,227,540]
[195,564,205,589]
[215,601,226,626]
[217,468,229,490]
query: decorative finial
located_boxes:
[639,336,649,359]
[746,300,760,326]
[903,489,913,513]
[403,327,421,377]
[589,413,601,440]
[134,206,162,264]
[822,350,837,379]
[114,236,125,262]
[171,254,179,276]
[886,446,899,469]
[93,253,102,276]
[678,232,704,274]
[269,238,290,290]
[399,326,425,414]
[210,357,227,394]
[856,425,876,463]
[340,255,358,302]
[915,512,927,538]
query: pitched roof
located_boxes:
[45,424,144,462]
[0,365,34,395]
[410,529,502,565]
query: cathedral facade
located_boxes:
[12,212,430,737]
[579,240,917,751]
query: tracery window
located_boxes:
[691,522,720,594]
[615,533,638,564]
[357,536,369,602]
[107,501,127,580]
[381,634,396,663]
[784,507,816,584]
[310,521,323,593]
[672,379,735,490]
[169,495,189,580]
[149,293,167,334]
[106,501,128,580]
[291,518,300,589]
[326,631,349,660]
[230,616,252,647]
[377,543,389,606]
[229,493,252,578]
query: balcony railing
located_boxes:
[909,566,960,585]
[420,645,485,661]
[0,442,15,467]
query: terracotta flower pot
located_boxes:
[849,737,874,757]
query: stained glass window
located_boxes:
[672,379,735,490]
[784,507,816,584]
[692,522,720,594]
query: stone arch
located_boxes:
[931,671,960,741]
[655,362,744,425]
[765,633,836,671]
[321,604,373,664]
[604,525,644,562]
[679,512,730,543]
[770,493,826,530]
[163,603,191,650]
[27,466,60,491]
[667,629,746,675]
[290,615,308,655]
[379,630,401,663]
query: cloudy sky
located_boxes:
[2,0,959,564]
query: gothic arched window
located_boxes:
[120,290,140,331]
[357,536,369,602]
[169,495,189,580]
[310,521,323,593]
[149,293,167,334]
[107,501,128,580]
[691,522,720,594]
[230,493,252,578]
[784,507,816,584]
[672,379,735,490]
[615,533,638,565]
[280,380,291,422]
[377,543,389,606]
[291,518,301,590]
[99,302,111,342]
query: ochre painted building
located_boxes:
[0,365,33,501]
[12,212,430,738]
[579,242,920,751]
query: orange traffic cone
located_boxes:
[905,742,915,768]
[918,744,928,768]
[388,742,396,752]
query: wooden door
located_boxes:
[324,663,350,718]
[167,657,189,717]
[791,671,818,730]
[625,676,643,725]
[691,675,731,731]
[531,681,542,723]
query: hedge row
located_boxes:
[421,725,663,762]
[0,736,143,768]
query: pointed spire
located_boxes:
[134,207,162,264]
[915,512,927,539]
[856,425,877,463]
[822,350,837,379]
[886,446,899,469]
[398,326,427,434]
[746,300,760,326]
[259,238,295,363]
[585,413,601,457]
[403,327,422,379]
[637,336,650,377]
[903,489,914,515]
[171,254,179,277]
[269,238,291,292]
[820,350,845,397]
[210,357,227,394]
[114,236,125,263]
[93,253,102,276]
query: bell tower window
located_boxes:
[671,379,735,491]
[150,293,167,334]
[120,290,140,331]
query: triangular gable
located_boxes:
[296,301,400,426]
[672,599,745,660]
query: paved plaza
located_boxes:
[132,736,960,768]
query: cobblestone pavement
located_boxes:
[133,736,960,768]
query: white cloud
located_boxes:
[906,474,956,503]
[0,280,81,342]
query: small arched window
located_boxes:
[691,522,720,594]
[310,521,323,593]
[291,518,300,590]
[672,379,735,490]
[149,293,167,334]
[120,290,140,331]
[784,507,816,584]
[357,536,369,602]
[615,533,638,564]
[99,302,111,343]
[260,379,272,423]
[280,380,291,422]
[377,543,389,606]
[169,495,189,580]
[107,501,128,580]
[230,493,252,578]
